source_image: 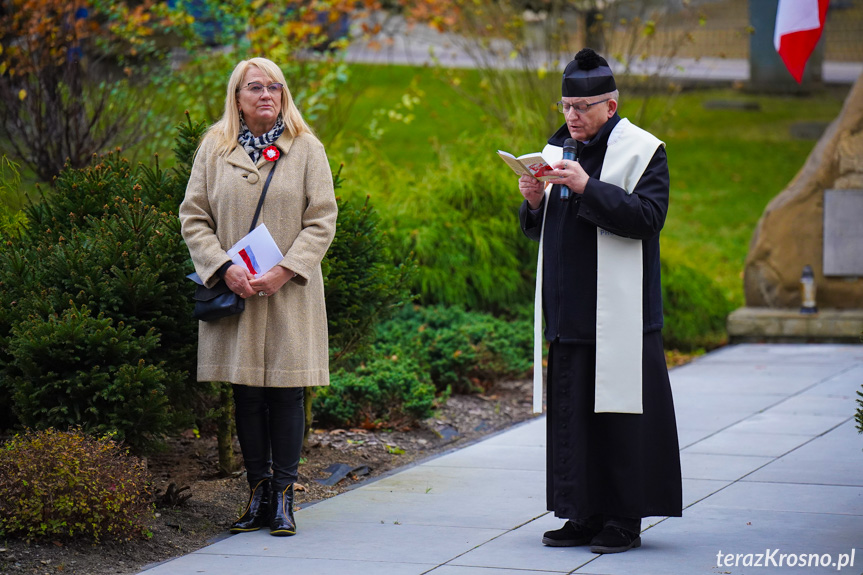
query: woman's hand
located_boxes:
[249,266,296,298]
[519,174,545,210]
[224,265,257,299]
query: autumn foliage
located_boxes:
[0,428,154,542]
[0,0,191,180]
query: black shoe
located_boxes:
[230,479,271,533]
[542,520,601,547]
[589,525,642,554]
[270,483,296,536]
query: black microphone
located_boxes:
[560,138,577,201]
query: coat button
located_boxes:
[246,173,260,184]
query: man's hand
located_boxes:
[551,159,589,195]
[519,174,545,210]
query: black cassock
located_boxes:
[520,114,682,522]
[546,333,682,521]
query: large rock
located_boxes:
[744,73,863,309]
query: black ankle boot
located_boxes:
[270,483,296,536]
[230,479,271,533]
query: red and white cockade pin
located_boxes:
[263,145,279,161]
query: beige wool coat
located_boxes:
[179,132,337,388]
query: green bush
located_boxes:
[0,116,207,443]
[374,305,533,394]
[323,188,416,367]
[315,357,436,429]
[338,135,537,314]
[5,304,175,451]
[661,250,731,351]
[0,428,154,542]
[856,387,862,436]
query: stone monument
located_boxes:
[729,72,863,342]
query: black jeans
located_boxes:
[232,385,304,491]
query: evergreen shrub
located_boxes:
[323,189,416,367]
[0,115,208,444]
[315,357,436,429]
[0,428,154,542]
[5,304,174,451]
[661,251,731,351]
[374,305,533,394]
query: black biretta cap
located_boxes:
[562,48,616,97]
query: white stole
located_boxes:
[532,118,663,414]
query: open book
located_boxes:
[497,150,560,182]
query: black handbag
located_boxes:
[187,157,279,322]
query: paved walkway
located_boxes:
[139,343,863,574]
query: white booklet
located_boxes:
[226,223,284,276]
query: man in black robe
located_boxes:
[518,48,682,554]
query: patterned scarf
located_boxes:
[238,115,285,163]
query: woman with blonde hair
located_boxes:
[180,57,337,537]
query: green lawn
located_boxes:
[323,64,848,309]
[654,90,847,306]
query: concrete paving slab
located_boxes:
[682,478,732,508]
[680,452,773,481]
[768,394,855,417]
[672,392,782,432]
[448,513,595,573]
[479,417,545,447]
[141,553,427,575]
[701,481,863,516]
[573,504,863,574]
[670,367,843,396]
[746,420,863,486]
[690,343,863,364]
[676,427,715,449]
[362,465,546,496]
[682,430,808,457]
[722,411,849,436]
[425,443,545,471]
[297,486,544,529]
[200,520,506,565]
[428,566,569,575]
[800,365,863,398]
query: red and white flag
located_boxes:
[774,0,829,83]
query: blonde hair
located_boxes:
[204,57,317,156]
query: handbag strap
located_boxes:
[249,157,279,233]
